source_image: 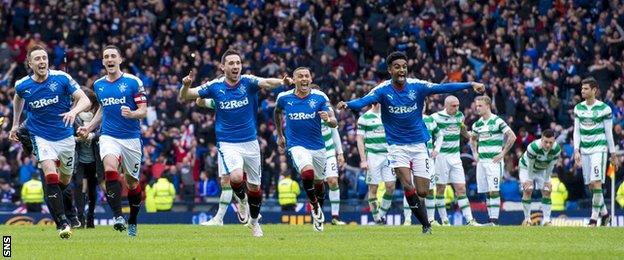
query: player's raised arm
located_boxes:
[179,70,201,101]
[337,89,380,111]
[418,80,486,96]
[258,75,293,89]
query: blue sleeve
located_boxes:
[320,98,330,112]
[197,84,213,98]
[421,82,472,96]
[347,90,380,111]
[65,75,80,95]
[243,75,261,93]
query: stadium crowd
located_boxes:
[1,0,624,211]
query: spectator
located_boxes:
[20,173,44,213]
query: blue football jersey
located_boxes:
[347,79,471,145]
[93,73,146,139]
[275,89,331,150]
[15,70,80,141]
[197,75,261,143]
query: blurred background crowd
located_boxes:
[1,0,624,212]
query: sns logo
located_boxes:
[288,112,316,120]
[101,96,127,106]
[388,103,418,114]
[29,96,59,109]
[219,97,249,110]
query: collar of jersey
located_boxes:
[106,73,124,83]
[30,70,50,84]
[225,79,241,89]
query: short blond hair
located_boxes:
[475,95,492,105]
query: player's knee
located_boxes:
[416,190,428,198]
[327,177,338,187]
[247,183,260,192]
[436,185,446,195]
[490,191,500,197]
[523,189,533,197]
[230,171,244,183]
[454,185,466,195]
[385,183,396,193]
[126,178,138,189]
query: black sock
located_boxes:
[46,183,67,226]
[231,181,246,201]
[59,183,76,219]
[127,186,142,225]
[314,182,325,208]
[248,190,262,219]
[105,180,123,217]
[405,192,430,228]
[301,169,318,208]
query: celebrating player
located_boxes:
[337,51,485,234]
[274,67,337,232]
[10,45,92,239]
[519,129,561,226]
[469,95,516,226]
[179,49,291,237]
[431,96,479,226]
[573,77,619,226]
[79,45,147,237]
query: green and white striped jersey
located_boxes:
[357,110,387,155]
[519,139,561,171]
[423,114,438,153]
[432,110,464,154]
[321,121,341,158]
[471,115,511,162]
[573,100,612,154]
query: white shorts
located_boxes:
[519,167,550,190]
[435,153,466,185]
[476,161,503,193]
[387,143,431,179]
[32,135,76,176]
[325,156,339,179]
[365,153,394,185]
[217,140,262,185]
[581,153,607,185]
[288,146,326,180]
[99,135,143,180]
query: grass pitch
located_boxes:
[3,224,623,259]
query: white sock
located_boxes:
[522,199,532,221]
[368,198,379,219]
[215,188,232,220]
[541,197,551,223]
[425,195,435,222]
[601,204,608,216]
[490,195,500,220]
[329,187,340,217]
[436,195,448,222]
[457,196,474,222]
[379,193,393,218]
[591,189,603,220]
[402,196,411,220]
[486,197,491,218]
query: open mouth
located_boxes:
[107,64,116,69]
